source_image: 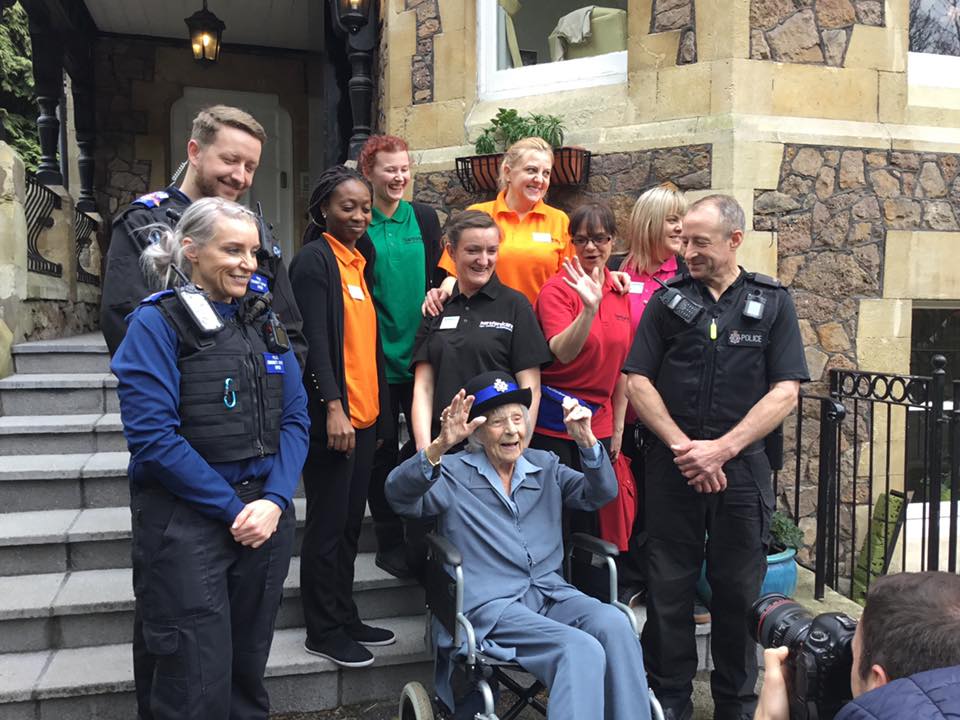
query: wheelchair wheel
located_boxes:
[400,681,435,720]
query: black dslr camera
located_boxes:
[751,594,858,720]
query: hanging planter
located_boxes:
[455,108,591,193]
[456,153,504,194]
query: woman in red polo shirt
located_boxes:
[531,202,631,482]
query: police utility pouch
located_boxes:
[175,287,224,334]
[653,277,703,324]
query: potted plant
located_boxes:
[456,108,590,192]
[696,511,804,606]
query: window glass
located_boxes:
[496,0,628,70]
[909,0,960,56]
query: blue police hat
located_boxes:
[463,371,532,421]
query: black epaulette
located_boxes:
[664,272,692,287]
[746,272,783,289]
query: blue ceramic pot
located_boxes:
[696,548,798,606]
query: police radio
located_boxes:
[653,277,703,324]
[241,292,290,354]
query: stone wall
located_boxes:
[408,0,442,105]
[651,0,697,64]
[413,144,713,237]
[750,0,884,65]
[754,144,960,390]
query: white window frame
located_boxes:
[476,0,627,102]
[907,51,960,109]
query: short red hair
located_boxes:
[358,135,411,176]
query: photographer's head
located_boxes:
[853,571,960,696]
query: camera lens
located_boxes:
[751,593,814,650]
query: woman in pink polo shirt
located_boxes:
[613,182,687,604]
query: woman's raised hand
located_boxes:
[561,257,603,312]
[436,390,486,451]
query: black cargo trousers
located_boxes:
[641,439,774,720]
[131,481,295,720]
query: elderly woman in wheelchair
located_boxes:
[386,370,654,720]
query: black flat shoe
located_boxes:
[346,621,397,647]
[304,634,374,668]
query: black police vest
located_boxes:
[155,294,283,464]
[654,273,786,442]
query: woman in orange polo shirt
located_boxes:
[430,137,572,309]
[290,166,394,669]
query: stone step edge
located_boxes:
[0,555,415,621]
[0,414,121,436]
[12,333,108,354]
[0,452,128,482]
[0,616,431,704]
[0,498,309,547]
[0,373,117,389]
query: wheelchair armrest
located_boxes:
[426,532,462,567]
[570,532,619,558]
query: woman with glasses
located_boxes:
[531,202,632,485]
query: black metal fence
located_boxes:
[24,174,63,277]
[778,357,959,602]
[74,207,100,286]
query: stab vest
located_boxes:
[150,292,284,463]
[654,272,787,443]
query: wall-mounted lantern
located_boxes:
[185,0,225,64]
[336,0,370,34]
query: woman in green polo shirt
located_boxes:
[359,135,446,579]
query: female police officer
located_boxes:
[112,196,310,720]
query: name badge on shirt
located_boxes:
[531,232,553,243]
[629,281,645,294]
[347,284,365,301]
[263,353,286,374]
[439,315,460,330]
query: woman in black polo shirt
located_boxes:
[409,210,552,452]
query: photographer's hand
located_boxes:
[755,647,791,720]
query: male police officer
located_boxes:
[100,104,306,365]
[623,195,809,720]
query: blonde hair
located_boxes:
[191,105,267,147]
[621,184,688,274]
[498,137,554,191]
[139,197,259,290]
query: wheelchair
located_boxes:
[399,532,665,720]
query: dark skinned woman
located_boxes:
[290,166,393,668]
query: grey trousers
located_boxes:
[487,592,652,720]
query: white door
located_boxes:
[170,88,296,260]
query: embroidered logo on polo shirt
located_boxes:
[478,321,514,331]
[728,329,765,347]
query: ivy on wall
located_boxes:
[0,1,39,171]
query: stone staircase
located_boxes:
[0,333,431,718]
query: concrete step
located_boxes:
[0,554,424,654]
[0,374,118,416]
[0,615,432,719]
[12,333,110,375]
[0,452,130,511]
[0,451,307,512]
[0,414,125,455]
[0,499,378,575]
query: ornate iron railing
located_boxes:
[782,358,959,602]
[74,207,100,286]
[24,174,63,277]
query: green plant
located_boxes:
[0,2,40,171]
[474,108,566,155]
[770,510,804,552]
